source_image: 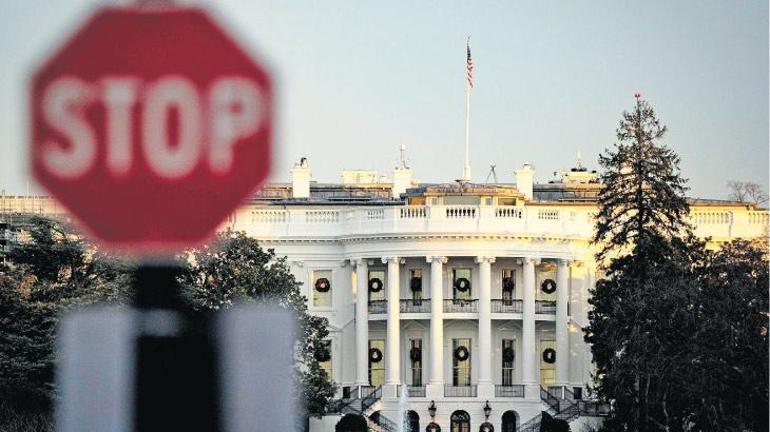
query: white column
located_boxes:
[522,257,538,398]
[555,259,570,387]
[384,257,400,387]
[354,259,369,386]
[475,256,495,393]
[426,256,446,398]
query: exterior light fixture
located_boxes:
[483,400,491,419]
[428,400,437,418]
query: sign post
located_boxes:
[30,4,287,431]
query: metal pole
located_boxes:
[132,263,221,432]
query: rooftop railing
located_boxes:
[231,204,767,241]
[2,197,765,241]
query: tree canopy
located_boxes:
[585,97,769,431]
[0,216,131,411]
[179,230,336,418]
[0,219,335,422]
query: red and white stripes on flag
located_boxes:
[466,39,473,89]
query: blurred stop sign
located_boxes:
[31,5,272,251]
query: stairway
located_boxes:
[330,386,399,432]
[517,387,582,432]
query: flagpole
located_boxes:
[462,37,472,182]
[463,68,471,182]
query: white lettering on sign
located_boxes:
[102,78,139,177]
[40,75,266,180]
[143,76,203,179]
[209,78,263,174]
[41,77,97,179]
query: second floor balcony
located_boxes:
[444,299,478,313]
[535,300,556,314]
[367,298,556,316]
[491,299,523,313]
[400,299,431,313]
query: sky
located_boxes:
[1,0,767,200]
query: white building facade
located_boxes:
[225,158,767,432]
[1,157,767,432]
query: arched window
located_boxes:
[407,410,420,432]
[501,411,518,432]
[450,410,470,432]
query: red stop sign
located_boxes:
[30,5,272,252]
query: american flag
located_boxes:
[466,39,474,89]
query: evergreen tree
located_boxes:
[688,239,769,431]
[179,231,336,418]
[585,96,700,431]
[0,216,130,413]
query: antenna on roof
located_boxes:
[398,144,409,169]
[485,164,498,184]
[576,151,583,170]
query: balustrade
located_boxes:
[368,300,387,314]
[443,299,478,313]
[495,207,523,218]
[305,210,340,224]
[400,206,428,219]
[445,206,476,218]
[495,384,525,397]
[444,384,477,397]
[491,299,523,313]
[399,299,431,313]
[535,300,557,314]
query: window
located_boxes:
[453,268,472,300]
[409,269,423,302]
[537,270,557,301]
[501,411,518,432]
[410,339,422,386]
[452,338,471,386]
[369,339,385,387]
[312,270,332,307]
[318,340,332,379]
[540,339,556,387]
[501,269,515,303]
[501,339,514,386]
[450,410,470,432]
[368,269,386,302]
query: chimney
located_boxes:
[515,162,534,200]
[391,144,412,199]
[290,157,311,199]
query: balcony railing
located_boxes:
[406,385,426,397]
[444,384,477,397]
[368,299,387,314]
[444,299,478,313]
[495,384,525,397]
[400,299,431,313]
[491,299,523,313]
[577,400,611,417]
[535,300,556,314]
